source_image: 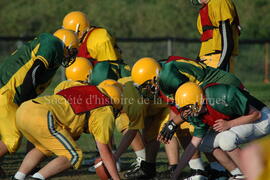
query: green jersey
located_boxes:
[188,84,250,138]
[0,33,64,104]
[158,59,242,97]
[90,61,131,85]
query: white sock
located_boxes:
[210,162,226,171]
[14,172,26,180]
[230,168,243,176]
[188,158,205,170]
[135,149,146,160]
[32,172,45,180]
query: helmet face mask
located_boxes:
[53,29,79,68]
[178,102,203,120]
[62,47,78,67]
[136,78,159,101]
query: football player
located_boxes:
[0,28,79,176]
[12,80,122,180]
[159,82,270,180]
[62,11,131,85]
[192,0,240,72]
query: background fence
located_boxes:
[0,37,269,88]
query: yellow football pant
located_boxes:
[115,113,129,133]
[16,101,83,169]
[0,89,20,153]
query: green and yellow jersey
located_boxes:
[0,33,64,105]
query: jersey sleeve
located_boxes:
[88,106,115,144]
[36,34,63,69]
[159,62,189,96]
[212,0,236,24]
[87,28,121,61]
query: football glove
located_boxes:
[160,120,178,142]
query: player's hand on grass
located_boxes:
[157,120,178,144]
[213,119,231,132]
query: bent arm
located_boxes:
[228,105,261,128]
[114,129,138,160]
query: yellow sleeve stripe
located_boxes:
[36,55,49,69]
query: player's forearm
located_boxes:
[172,136,202,180]
[170,109,184,125]
[229,106,261,128]
[96,142,120,180]
[114,129,137,160]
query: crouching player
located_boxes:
[158,82,270,180]
[12,80,122,180]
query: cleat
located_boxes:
[10,177,18,180]
[123,160,156,180]
[206,168,230,180]
[24,177,42,180]
[183,169,208,180]
[228,174,245,180]
[156,165,177,179]
[124,157,144,176]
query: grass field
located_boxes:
[1,82,270,180]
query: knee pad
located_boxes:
[217,131,238,151]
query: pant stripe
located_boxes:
[47,111,79,166]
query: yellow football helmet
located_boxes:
[53,29,79,67]
[62,11,90,40]
[65,57,93,82]
[131,57,161,86]
[98,81,123,110]
[175,82,204,117]
[131,57,161,99]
